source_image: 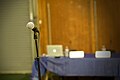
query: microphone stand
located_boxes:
[34,32,41,80]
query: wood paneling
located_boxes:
[96,0,120,52]
[38,0,120,54]
[38,0,49,54]
[46,0,94,53]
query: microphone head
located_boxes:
[26,22,34,29]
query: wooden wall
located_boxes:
[38,0,95,54]
[38,0,120,54]
[96,0,120,52]
[38,0,48,54]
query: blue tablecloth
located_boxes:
[31,54,120,80]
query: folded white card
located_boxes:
[95,51,111,58]
[69,51,84,58]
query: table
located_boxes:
[31,54,120,80]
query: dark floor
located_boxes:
[60,76,114,80]
[0,74,31,80]
[48,73,115,80]
[0,74,115,80]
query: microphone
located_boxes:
[26,22,39,33]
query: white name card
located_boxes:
[69,51,84,58]
[95,51,111,58]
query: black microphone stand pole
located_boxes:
[34,32,41,80]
